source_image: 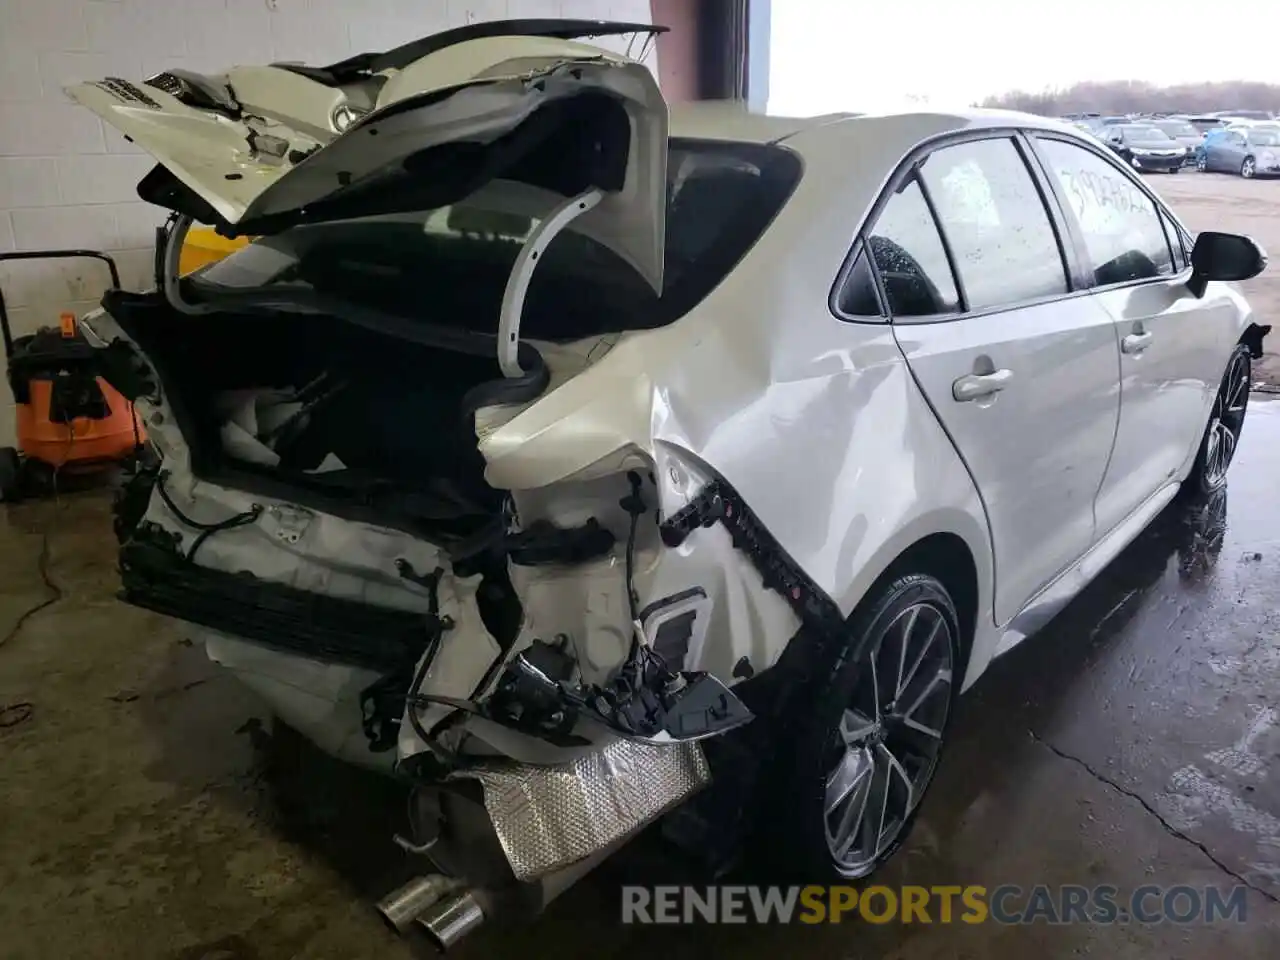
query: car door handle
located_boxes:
[952,368,1014,402]
[1121,332,1153,354]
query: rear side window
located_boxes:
[837,250,883,317]
[919,137,1069,310]
[862,178,959,317]
[1036,138,1175,285]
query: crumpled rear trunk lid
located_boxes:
[66,21,668,291]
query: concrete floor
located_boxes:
[4,407,1280,959]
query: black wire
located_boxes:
[406,653,469,758]
[0,493,65,730]
[128,400,142,454]
[0,702,33,728]
[621,470,645,654]
[625,508,640,623]
[396,569,462,751]
[185,506,263,562]
[155,471,263,560]
[156,471,231,530]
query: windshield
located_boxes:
[1155,121,1197,137]
[194,139,801,341]
[1122,127,1172,141]
[1249,130,1280,146]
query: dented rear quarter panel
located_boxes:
[480,118,1000,690]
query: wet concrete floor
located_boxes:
[4,405,1280,959]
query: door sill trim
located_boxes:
[994,480,1180,657]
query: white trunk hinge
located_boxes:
[497,187,605,378]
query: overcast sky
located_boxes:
[767,0,1277,114]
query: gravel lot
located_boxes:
[1152,171,1280,384]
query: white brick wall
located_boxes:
[0,0,653,444]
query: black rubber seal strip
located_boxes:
[658,478,846,634]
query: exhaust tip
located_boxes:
[376,874,458,934]
[415,890,486,950]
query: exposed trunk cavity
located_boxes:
[99,290,550,541]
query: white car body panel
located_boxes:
[1093,276,1244,535]
[894,297,1121,626]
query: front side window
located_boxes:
[862,178,959,317]
[919,137,1069,310]
[1036,138,1175,285]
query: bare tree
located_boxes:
[978,80,1280,116]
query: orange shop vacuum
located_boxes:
[0,250,145,502]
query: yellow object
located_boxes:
[178,228,252,275]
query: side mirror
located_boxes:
[1188,231,1268,297]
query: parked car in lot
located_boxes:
[1071,120,1107,143]
[1197,127,1234,166]
[1150,118,1204,165]
[1213,109,1275,123]
[1199,125,1280,176]
[62,19,1270,943]
[1186,115,1231,135]
[1102,123,1189,171]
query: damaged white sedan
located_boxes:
[68,18,1268,947]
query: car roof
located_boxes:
[667,101,855,143]
[672,101,1092,139]
[669,102,1094,150]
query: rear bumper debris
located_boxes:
[119,535,430,672]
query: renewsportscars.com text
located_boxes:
[621,884,1249,926]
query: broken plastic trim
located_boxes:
[563,659,754,744]
[498,188,604,378]
[659,478,847,634]
[507,518,616,566]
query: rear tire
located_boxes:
[1242,156,1256,179]
[765,573,960,881]
[1184,343,1250,499]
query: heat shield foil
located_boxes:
[461,738,710,881]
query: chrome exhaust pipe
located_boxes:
[375,874,459,934]
[415,890,486,950]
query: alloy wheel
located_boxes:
[1242,157,1256,179]
[1203,349,1250,488]
[823,602,954,877]
[1197,154,1207,172]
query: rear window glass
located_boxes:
[193,139,801,341]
